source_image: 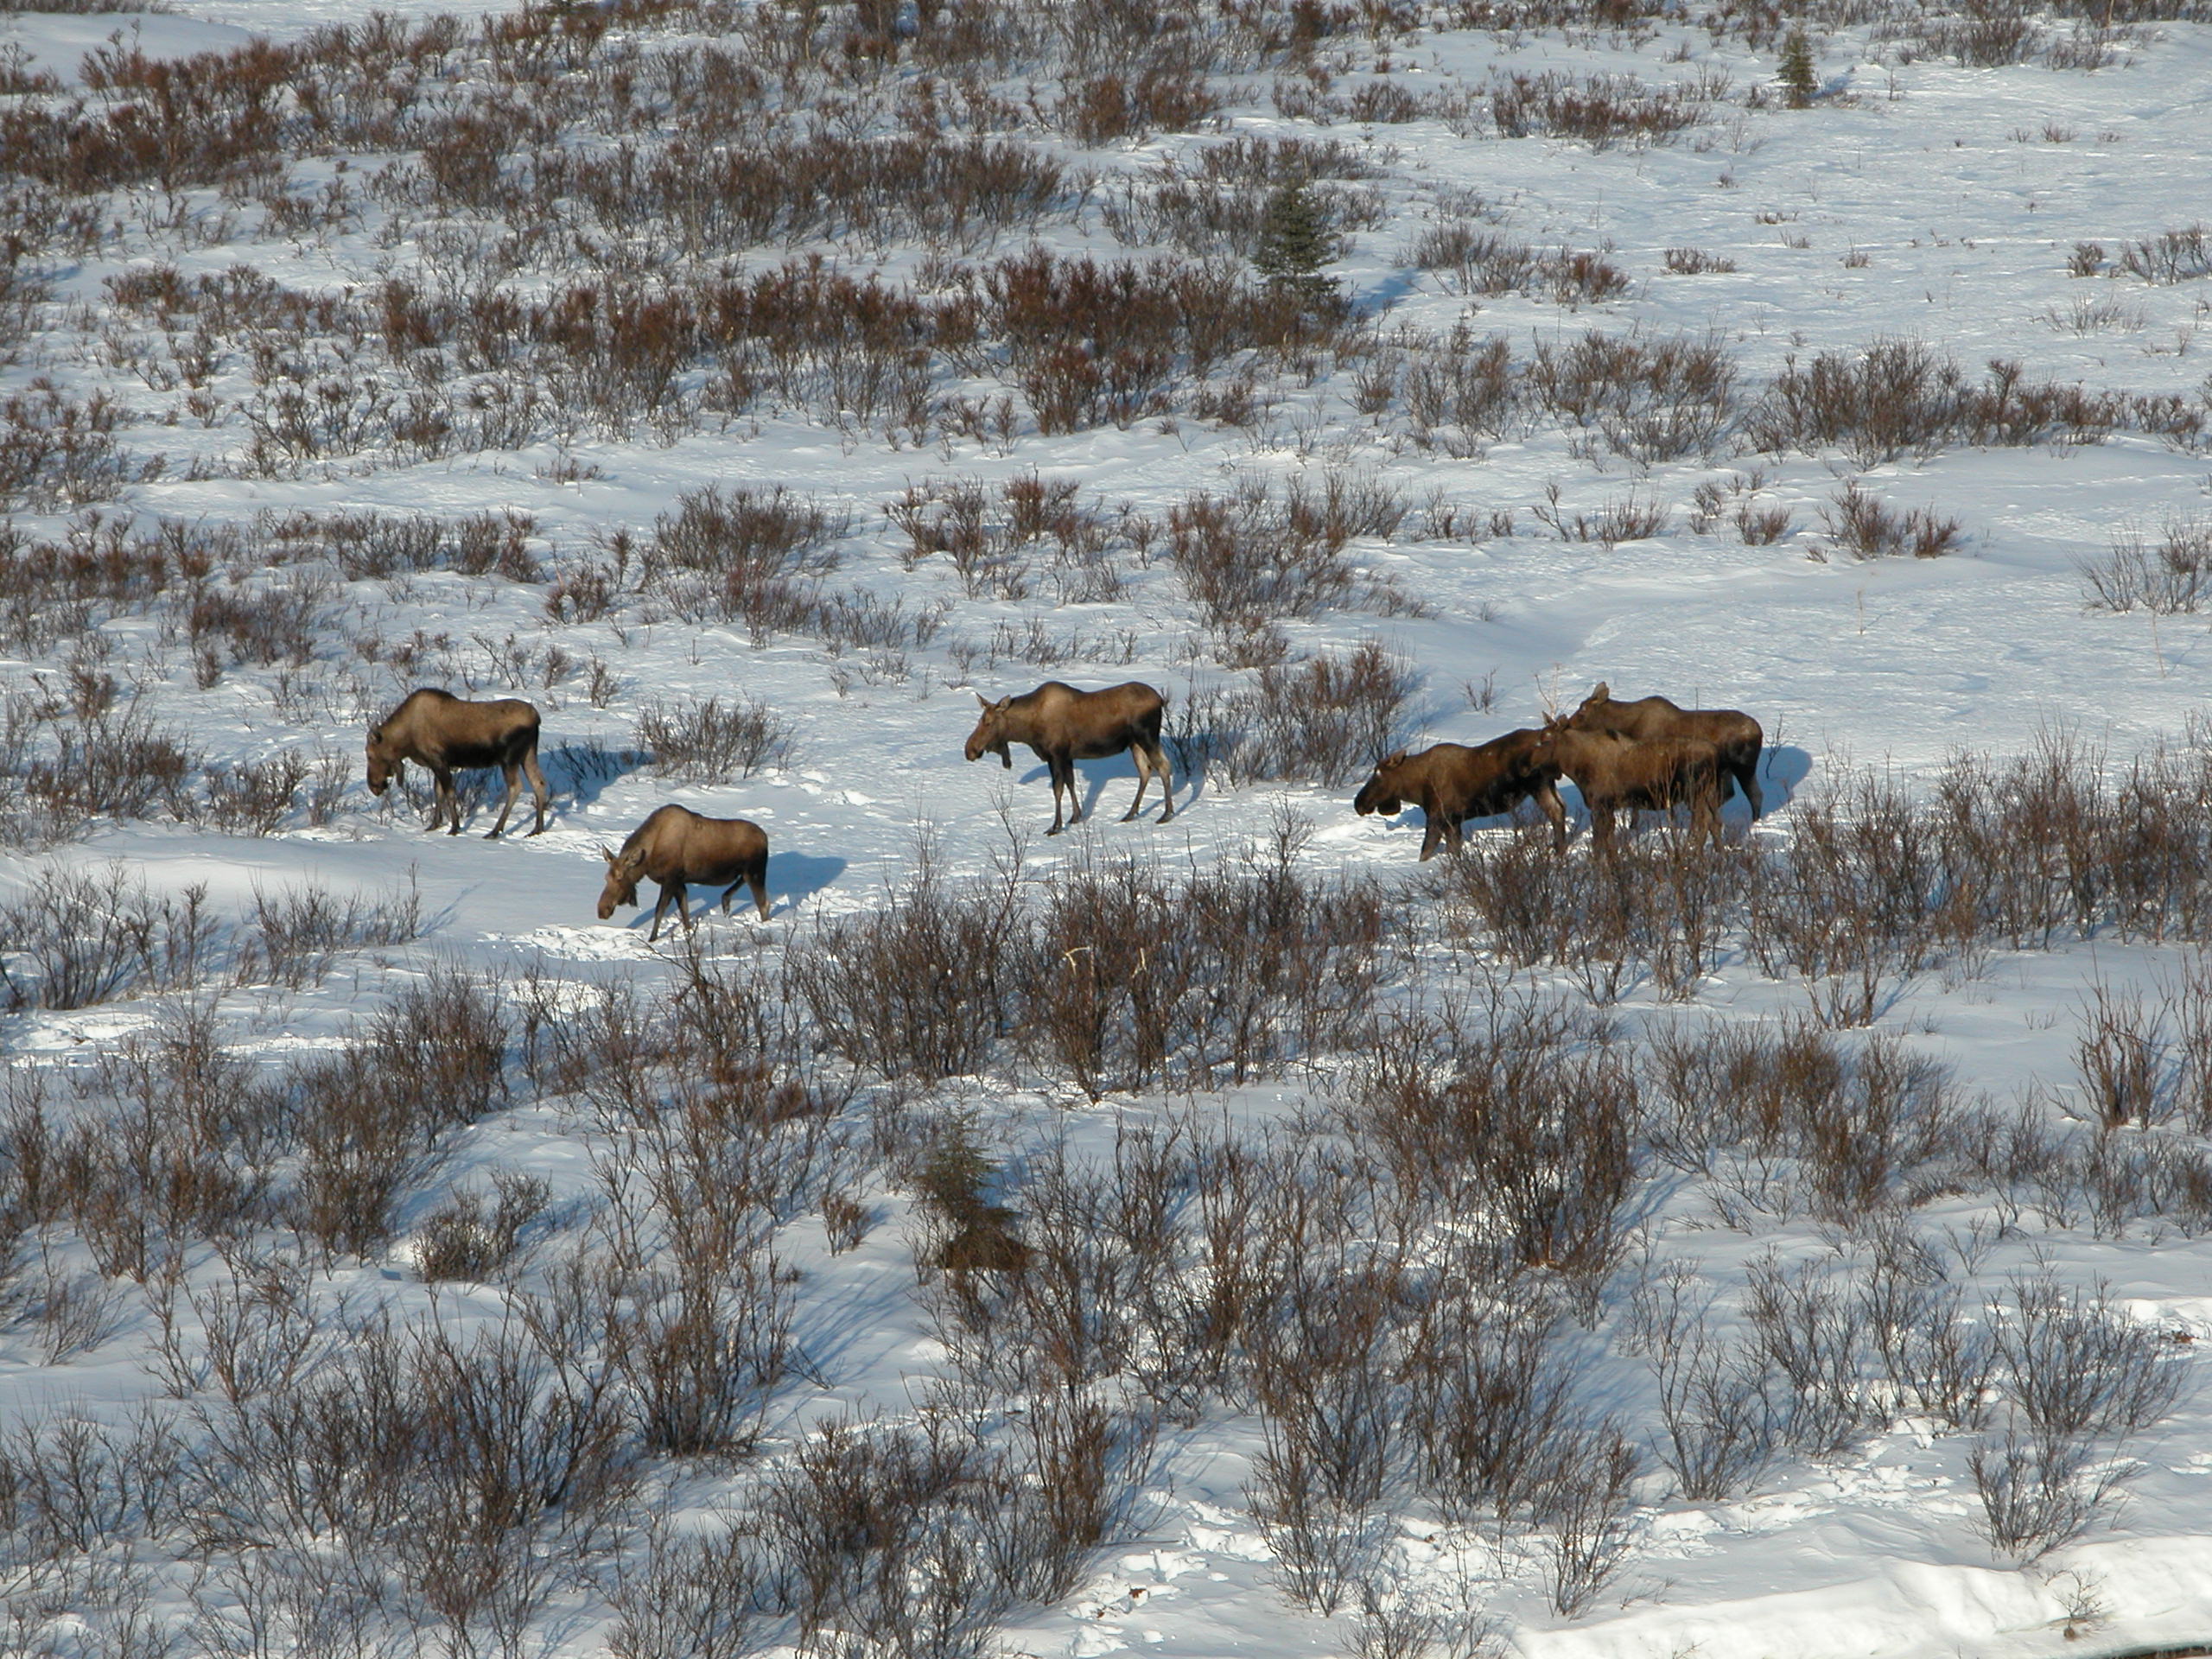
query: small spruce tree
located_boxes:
[1778,29,1818,108]
[1253,182,1341,308]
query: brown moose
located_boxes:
[365,688,550,837]
[964,681,1174,836]
[1564,683,1764,817]
[597,804,771,939]
[1353,734,1567,859]
[1532,718,1724,851]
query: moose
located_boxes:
[1564,682,1765,817]
[597,804,771,939]
[964,681,1174,836]
[365,688,550,837]
[1531,717,1724,851]
[1352,734,1567,859]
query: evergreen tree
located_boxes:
[1778,30,1818,108]
[1253,182,1340,308]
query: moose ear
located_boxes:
[600,845,619,865]
[993,696,1011,711]
[1589,682,1610,701]
[975,692,991,709]
[1380,750,1406,767]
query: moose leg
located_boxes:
[1738,761,1764,820]
[744,861,770,920]
[647,880,686,942]
[1441,791,1470,858]
[431,766,461,834]
[1143,739,1174,823]
[1535,783,1569,854]
[1590,804,1617,854]
[524,751,551,836]
[1122,743,1152,822]
[486,761,522,838]
[1045,755,1072,836]
[1060,754,1084,827]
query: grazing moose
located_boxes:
[1352,734,1567,859]
[597,804,771,940]
[964,681,1174,836]
[1531,717,1724,851]
[1564,682,1765,817]
[365,689,550,837]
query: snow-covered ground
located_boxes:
[3,0,2212,1654]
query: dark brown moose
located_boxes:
[1532,718,1724,851]
[1564,682,1764,817]
[365,688,550,837]
[1353,734,1567,859]
[597,804,771,940]
[964,681,1174,836]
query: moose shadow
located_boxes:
[768,851,847,909]
[1758,745,1814,816]
[1011,758,1179,827]
[542,741,649,812]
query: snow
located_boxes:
[5,0,2212,1653]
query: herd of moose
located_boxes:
[360,678,1767,939]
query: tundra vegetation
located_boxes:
[3,0,2212,1653]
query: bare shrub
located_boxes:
[1,865,216,1009]
[0,383,138,511]
[1531,484,1674,549]
[2078,516,2212,613]
[1993,1275,2190,1443]
[1750,338,1967,465]
[755,1414,1013,1659]
[1629,1265,1776,1501]
[188,752,311,836]
[1529,331,1737,462]
[1395,324,1517,455]
[1247,1418,1378,1615]
[1819,480,1965,560]
[0,699,200,847]
[605,1513,763,1659]
[288,1058,435,1260]
[1408,222,1539,296]
[1742,1253,1871,1455]
[2074,982,2165,1125]
[608,1242,796,1457]
[415,1172,549,1282]
[639,485,845,636]
[1166,470,1405,626]
[1969,1426,2116,1559]
[1403,1281,1599,1529]
[787,840,1016,1085]
[2119,225,2211,283]
[1909,0,2039,63]
[1212,639,1421,787]
[1540,1425,1641,1617]
[1350,1000,1637,1282]
[1645,1015,1965,1217]
[237,874,422,988]
[1859,1235,1999,1429]
[636,694,794,781]
[1490,69,1709,149]
[1664,246,1738,274]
